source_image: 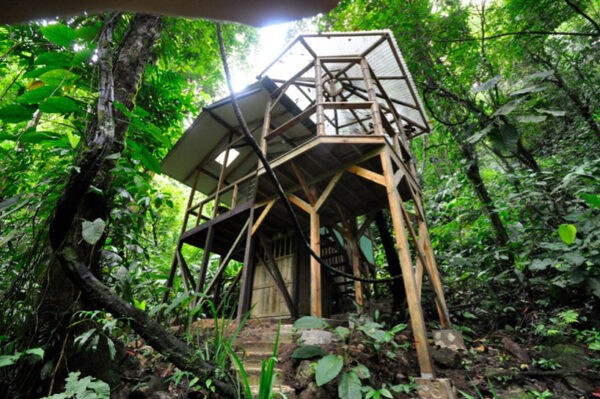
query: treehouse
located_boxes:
[161,31,460,383]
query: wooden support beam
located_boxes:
[291,162,316,205]
[237,205,256,323]
[381,148,434,378]
[321,101,373,110]
[251,200,275,235]
[258,235,298,318]
[265,104,316,141]
[203,218,251,296]
[310,209,322,317]
[176,245,197,292]
[315,59,326,136]
[289,194,312,214]
[315,170,344,211]
[347,165,386,186]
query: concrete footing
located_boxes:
[416,378,457,399]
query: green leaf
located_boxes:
[581,193,600,209]
[75,25,101,41]
[0,354,19,368]
[38,69,80,86]
[510,86,545,96]
[316,354,343,386]
[72,48,94,65]
[291,345,328,359]
[293,316,331,330]
[0,196,20,211]
[0,104,36,123]
[128,140,162,174]
[24,347,44,359]
[66,131,80,148]
[34,52,72,67]
[19,131,62,144]
[529,258,554,271]
[493,101,519,116]
[588,279,600,299]
[466,124,493,144]
[471,75,501,94]
[517,114,547,123]
[74,328,96,350]
[17,86,58,104]
[106,338,116,360]
[338,370,362,399]
[353,364,370,379]
[334,326,350,340]
[40,23,77,48]
[536,108,566,117]
[39,96,81,114]
[558,224,577,245]
[81,218,106,245]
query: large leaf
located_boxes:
[39,96,82,114]
[471,75,501,94]
[517,114,547,123]
[493,101,519,116]
[510,86,545,96]
[0,104,35,123]
[38,69,80,86]
[34,52,72,67]
[581,193,600,209]
[523,70,553,81]
[81,218,106,245]
[536,108,566,117]
[466,124,493,144]
[291,345,328,359]
[558,224,577,245]
[17,86,58,104]
[19,131,63,144]
[316,354,343,386]
[128,140,162,174]
[529,258,554,271]
[293,316,331,330]
[338,370,362,399]
[40,23,77,48]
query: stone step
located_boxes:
[250,384,295,399]
[234,363,284,386]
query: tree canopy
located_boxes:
[0,0,599,397]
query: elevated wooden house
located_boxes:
[161,31,457,380]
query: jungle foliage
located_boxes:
[0,0,598,397]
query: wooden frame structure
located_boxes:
[161,31,454,379]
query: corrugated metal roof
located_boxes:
[162,31,430,195]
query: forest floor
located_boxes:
[111,315,600,399]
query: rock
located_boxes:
[541,344,591,371]
[564,375,594,393]
[148,391,173,399]
[295,360,315,388]
[431,348,461,368]
[298,381,330,399]
[300,330,333,345]
[501,336,531,363]
[501,385,529,399]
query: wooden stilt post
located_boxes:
[310,209,322,317]
[381,148,434,378]
[237,205,256,323]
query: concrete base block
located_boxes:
[415,378,456,399]
[433,330,466,351]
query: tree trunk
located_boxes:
[458,135,510,245]
[11,14,234,399]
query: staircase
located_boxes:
[234,321,296,398]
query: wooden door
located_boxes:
[251,235,294,318]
